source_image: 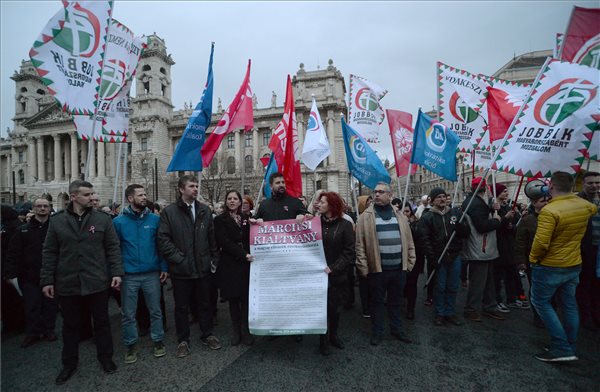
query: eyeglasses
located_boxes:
[373,190,388,194]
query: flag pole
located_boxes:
[512,176,524,211]
[424,56,552,289]
[401,171,411,211]
[452,156,462,206]
[240,130,245,196]
[120,143,127,214]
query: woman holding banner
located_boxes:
[214,190,254,346]
[316,192,355,355]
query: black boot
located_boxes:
[319,335,330,356]
[229,301,242,346]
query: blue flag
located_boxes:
[410,109,460,181]
[341,118,391,190]
[167,43,214,172]
[263,153,278,198]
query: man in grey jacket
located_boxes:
[41,180,123,385]
[157,175,221,358]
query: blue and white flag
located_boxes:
[301,98,330,171]
[410,109,460,181]
[263,153,278,198]
[167,43,214,172]
[342,117,391,190]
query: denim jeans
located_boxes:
[368,269,406,336]
[434,257,461,317]
[531,264,581,356]
[121,272,164,346]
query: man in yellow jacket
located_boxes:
[530,172,597,362]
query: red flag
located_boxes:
[259,156,270,168]
[486,87,519,142]
[268,76,302,197]
[201,60,254,167]
[560,7,600,65]
[386,109,417,177]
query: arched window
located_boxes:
[37,89,45,95]
[244,155,253,174]
[18,170,25,184]
[142,65,151,72]
[160,67,166,75]
[143,81,150,94]
[227,156,236,174]
[20,87,27,93]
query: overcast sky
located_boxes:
[1,0,596,160]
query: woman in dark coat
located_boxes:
[316,192,355,355]
[214,190,254,346]
[402,204,425,320]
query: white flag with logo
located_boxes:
[29,1,113,115]
[493,60,599,177]
[301,98,331,171]
[348,74,387,143]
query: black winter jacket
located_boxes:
[157,198,219,279]
[5,218,49,284]
[418,207,470,264]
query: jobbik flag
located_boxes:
[269,76,302,198]
[341,118,390,190]
[73,19,147,142]
[386,109,417,177]
[493,59,599,177]
[559,6,600,69]
[485,78,530,142]
[29,1,113,115]
[301,98,330,171]
[262,153,278,198]
[411,110,460,181]
[201,60,253,167]
[167,43,214,171]
[437,62,489,152]
[348,74,388,143]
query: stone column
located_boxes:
[252,128,259,171]
[70,133,79,180]
[234,130,241,172]
[88,140,96,178]
[97,140,105,177]
[37,137,45,182]
[53,134,62,181]
[297,112,305,153]
[64,137,71,180]
[327,115,336,165]
[28,137,37,184]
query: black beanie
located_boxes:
[429,187,446,202]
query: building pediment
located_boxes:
[22,102,72,128]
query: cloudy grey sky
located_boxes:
[1,0,596,159]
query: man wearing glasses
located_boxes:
[356,183,416,346]
[5,198,58,348]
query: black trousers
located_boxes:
[576,245,600,325]
[494,264,520,304]
[22,281,57,337]
[172,277,213,343]
[58,290,113,368]
[404,267,420,312]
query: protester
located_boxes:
[1,204,26,333]
[157,175,222,357]
[242,195,254,216]
[402,204,424,320]
[418,188,469,326]
[90,193,100,210]
[5,198,57,348]
[40,180,123,384]
[113,185,168,364]
[214,190,254,347]
[515,192,549,328]
[415,195,430,219]
[317,192,355,355]
[308,189,325,215]
[529,172,597,362]
[462,177,505,322]
[298,195,308,209]
[576,171,600,330]
[356,182,416,346]
[356,195,372,318]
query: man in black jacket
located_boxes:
[157,175,221,357]
[253,172,308,222]
[6,198,57,348]
[419,188,469,326]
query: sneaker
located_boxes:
[124,345,138,364]
[482,310,506,320]
[201,335,222,350]
[507,300,531,310]
[464,311,482,322]
[153,341,166,358]
[496,303,511,313]
[535,351,578,362]
[444,315,464,326]
[176,341,190,358]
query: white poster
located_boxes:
[249,218,327,335]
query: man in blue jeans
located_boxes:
[113,184,169,364]
[418,188,470,326]
[529,172,597,362]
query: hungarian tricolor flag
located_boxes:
[386,109,417,177]
[201,60,253,167]
[559,6,600,68]
[268,75,302,197]
[486,80,530,142]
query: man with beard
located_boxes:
[113,185,169,364]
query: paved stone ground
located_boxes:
[2,279,599,392]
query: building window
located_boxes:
[18,151,25,163]
[141,137,148,151]
[227,134,235,149]
[227,156,236,174]
[160,67,166,75]
[178,171,185,177]
[141,159,149,176]
[262,131,270,146]
[245,133,252,147]
[143,81,150,94]
[209,159,218,175]
[316,180,322,190]
[161,84,166,96]
[142,65,151,72]
[18,170,25,184]
[244,155,252,174]
[37,89,45,95]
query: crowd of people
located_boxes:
[1,170,599,385]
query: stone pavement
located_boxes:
[2,281,599,392]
